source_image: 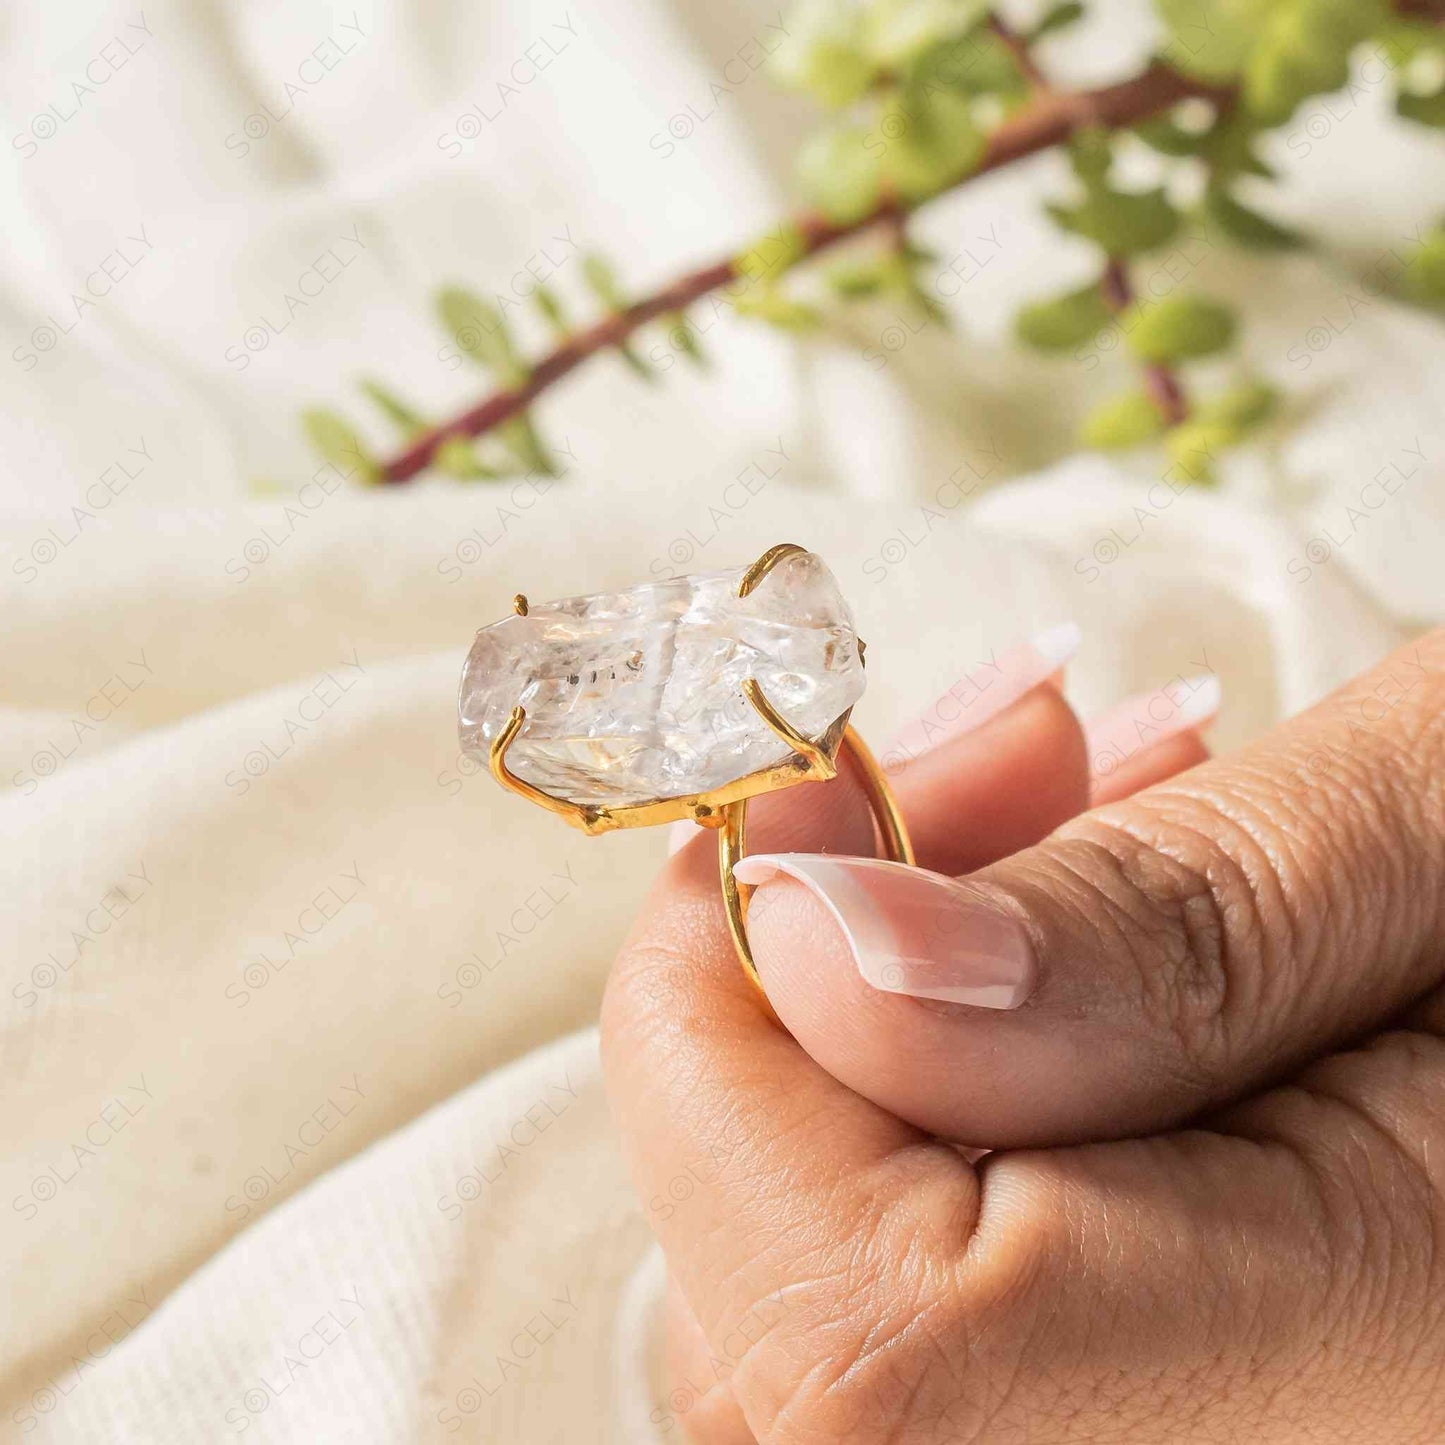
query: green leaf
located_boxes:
[1243,0,1387,124]
[434,437,504,480]
[1048,186,1180,256]
[1029,1,1085,42]
[581,258,652,376]
[616,342,656,380]
[911,29,1023,96]
[876,86,985,200]
[1134,115,1210,156]
[1165,420,1233,485]
[1200,111,1274,180]
[358,378,425,436]
[663,311,707,366]
[1080,390,1166,449]
[1014,281,1112,350]
[532,284,570,338]
[1203,188,1306,250]
[733,288,822,330]
[436,286,524,384]
[498,415,556,476]
[825,250,912,298]
[862,0,990,70]
[1378,19,1445,68]
[1153,0,1278,82]
[1401,228,1445,309]
[1197,379,1279,431]
[796,125,883,223]
[734,223,809,283]
[581,254,627,311]
[1398,88,1445,128]
[1125,294,1236,362]
[1068,128,1113,186]
[301,409,379,482]
[767,1,875,107]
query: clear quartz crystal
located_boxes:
[458,551,865,807]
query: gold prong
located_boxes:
[512,594,529,616]
[736,542,808,598]
[742,678,835,778]
[858,637,868,668]
[489,705,615,834]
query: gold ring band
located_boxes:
[718,724,914,1009]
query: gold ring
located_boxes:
[458,542,914,1007]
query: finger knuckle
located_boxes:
[1060,801,1274,1075]
[1291,1035,1445,1344]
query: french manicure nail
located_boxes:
[732,853,1035,1008]
[886,622,1081,768]
[1086,673,1221,779]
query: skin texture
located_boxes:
[600,632,1445,1444]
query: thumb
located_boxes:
[734,631,1445,1147]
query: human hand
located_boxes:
[602,631,1445,1443]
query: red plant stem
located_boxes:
[380,62,1224,482]
[1101,256,1188,426]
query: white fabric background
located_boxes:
[1,0,1439,1440]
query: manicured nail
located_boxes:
[732,854,1035,1008]
[883,622,1080,772]
[1086,673,1221,781]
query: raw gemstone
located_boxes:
[458,550,865,807]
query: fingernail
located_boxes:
[732,853,1035,1008]
[1086,673,1221,779]
[885,622,1080,768]
[667,818,699,855]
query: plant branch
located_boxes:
[379,60,1226,482]
[1101,256,1188,426]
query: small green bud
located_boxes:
[1165,419,1235,485]
[1080,390,1166,449]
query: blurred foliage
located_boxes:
[308,0,1445,487]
